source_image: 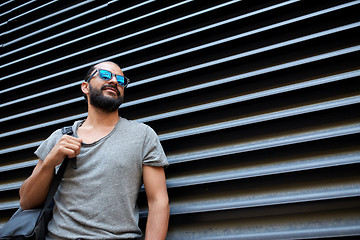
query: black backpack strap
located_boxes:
[43,126,77,208]
[61,126,77,169]
[43,157,70,209]
[61,126,73,135]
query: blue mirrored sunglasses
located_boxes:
[86,69,130,87]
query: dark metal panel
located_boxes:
[1,0,360,239]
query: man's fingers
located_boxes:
[58,135,82,158]
[61,135,83,144]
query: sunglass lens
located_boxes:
[116,76,126,86]
[99,70,112,80]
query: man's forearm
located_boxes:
[145,200,170,240]
[19,160,55,210]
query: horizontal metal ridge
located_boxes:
[0,182,22,192]
[0,97,84,123]
[0,159,37,173]
[1,0,57,27]
[137,71,360,123]
[0,140,42,155]
[0,201,19,211]
[3,32,356,99]
[1,2,356,94]
[1,0,355,82]
[1,161,359,222]
[0,81,81,108]
[1,45,358,124]
[1,70,358,137]
[0,113,87,138]
[4,187,359,218]
[159,96,360,141]
[168,183,360,215]
[167,123,360,164]
[0,0,197,61]
[1,0,143,37]
[140,184,360,218]
[9,153,359,192]
[0,0,295,75]
[130,43,360,88]
[0,0,296,71]
[0,0,36,19]
[0,0,239,78]
[0,0,153,68]
[0,1,14,8]
[3,19,358,108]
[127,40,360,107]
[127,4,360,73]
[1,0,100,47]
[166,152,360,188]
[205,226,360,240]
[1,121,359,160]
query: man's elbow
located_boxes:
[149,196,170,213]
[19,197,31,210]
[161,198,170,214]
[19,192,42,210]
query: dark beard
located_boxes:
[89,83,124,112]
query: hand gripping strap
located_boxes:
[61,126,77,169]
[43,126,74,208]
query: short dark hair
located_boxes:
[83,61,120,101]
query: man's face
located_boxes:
[87,62,125,112]
[88,82,124,112]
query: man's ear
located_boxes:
[81,82,89,94]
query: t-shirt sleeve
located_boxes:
[142,126,168,168]
[34,129,62,162]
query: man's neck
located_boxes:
[84,106,120,128]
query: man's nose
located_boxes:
[108,75,118,85]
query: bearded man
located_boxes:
[19,61,170,240]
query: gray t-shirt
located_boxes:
[34,118,168,240]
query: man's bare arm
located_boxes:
[143,165,170,240]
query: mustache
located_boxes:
[101,84,120,96]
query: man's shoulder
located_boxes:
[121,117,150,130]
[119,118,159,138]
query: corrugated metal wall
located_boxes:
[1,0,360,239]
